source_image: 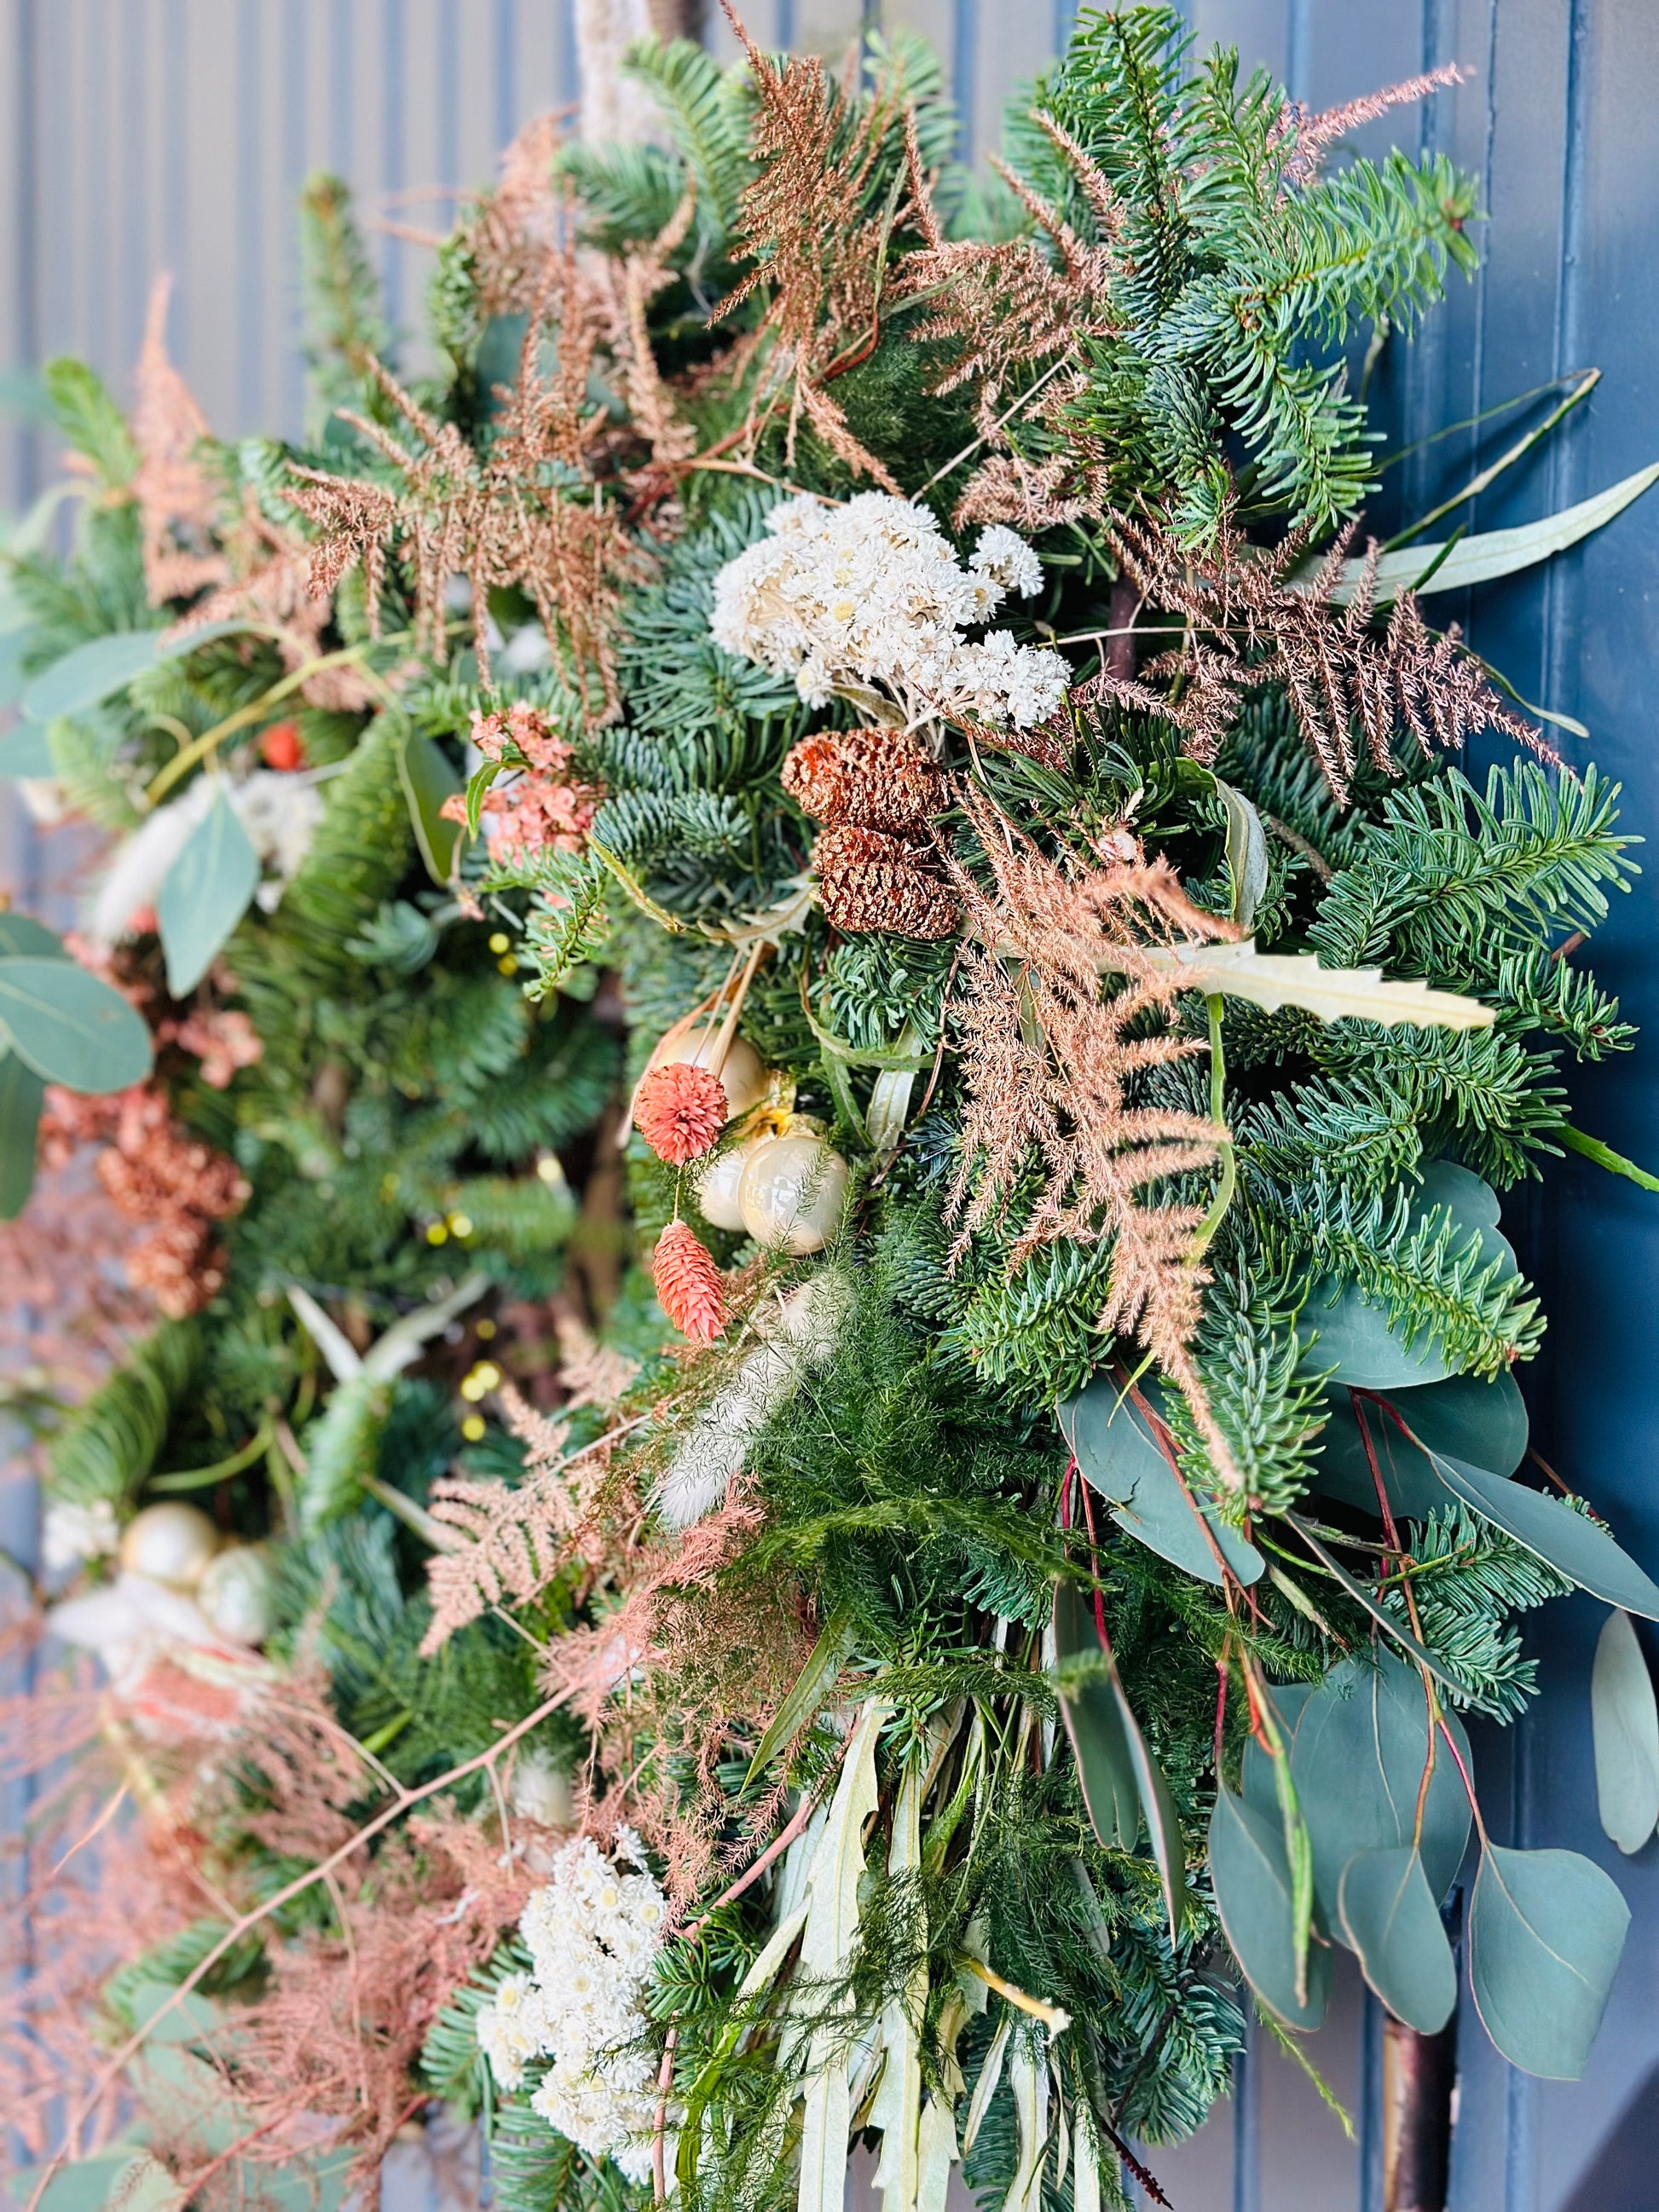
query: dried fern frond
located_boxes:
[710,5,920,488]
[288,253,643,715]
[900,113,1123,401]
[1113,511,1552,800]
[420,1385,586,1651]
[945,785,1240,1482]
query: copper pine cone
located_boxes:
[815,825,961,941]
[782,728,944,836]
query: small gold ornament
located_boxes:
[737,1125,850,1254]
[118,1501,223,1592]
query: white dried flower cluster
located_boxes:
[474,1828,669,2184]
[42,1497,120,1575]
[709,493,1067,729]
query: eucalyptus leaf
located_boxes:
[1240,1685,1315,1819]
[1469,1843,1629,2078]
[0,1049,45,1217]
[1208,1787,1332,2031]
[1310,1369,1529,1520]
[1299,1163,1513,1389]
[20,629,165,721]
[0,957,153,1090]
[1338,1845,1459,2033]
[1291,1650,1473,1920]
[1591,1609,1659,1854]
[1429,1453,1659,1620]
[0,720,59,777]
[0,911,66,959]
[1054,1581,1140,1851]
[1111,1669,1191,1941]
[157,784,261,996]
[1058,1378,1263,1586]
[398,731,462,884]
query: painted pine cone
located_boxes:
[781,728,944,836]
[815,825,960,941]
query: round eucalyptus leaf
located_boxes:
[1592,1609,1659,1854]
[1431,1454,1659,1620]
[1291,1649,1473,1920]
[1208,1786,1332,2032]
[20,629,165,721]
[1058,1378,1263,1586]
[1309,1368,1529,1520]
[1469,1843,1629,2078]
[1240,1684,1315,1819]
[0,911,66,959]
[0,957,153,1091]
[1338,1845,1458,2033]
[1298,1160,1515,1389]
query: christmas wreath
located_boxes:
[5,11,1659,2209]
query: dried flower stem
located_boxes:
[27,1690,572,2203]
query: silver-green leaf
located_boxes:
[1429,1454,1659,1621]
[1338,1845,1458,2034]
[1592,1609,1659,1855]
[0,957,153,1091]
[1208,1786,1332,2032]
[157,784,261,996]
[1291,1649,1474,1920]
[1468,1843,1629,2078]
[1058,1378,1263,1586]
[20,629,165,721]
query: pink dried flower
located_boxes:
[470,701,575,772]
[652,1222,726,1346]
[633,1063,729,1165]
[165,1007,264,1089]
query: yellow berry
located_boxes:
[488,931,511,954]
[497,954,519,976]
[536,1153,565,1185]
[476,1318,497,1341]
[425,1222,448,1245]
[461,1415,487,1442]
[448,1212,474,1239]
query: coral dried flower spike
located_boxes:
[652,1221,727,1345]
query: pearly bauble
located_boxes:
[118,1502,222,1592]
[737,1129,849,1255]
[650,1020,769,1119]
[197,1542,276,1644]
[695,1130,778,1231]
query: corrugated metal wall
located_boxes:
[6,5,1659,2209]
